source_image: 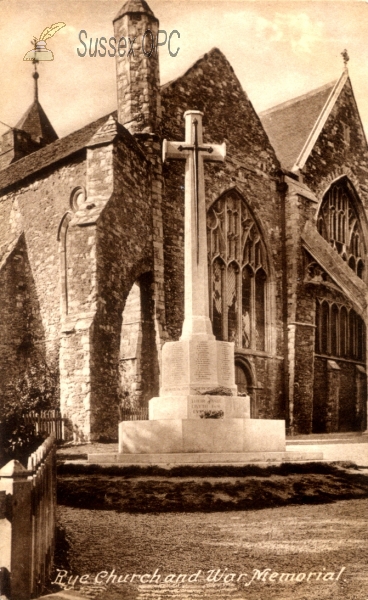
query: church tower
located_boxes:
[113,0,161,134]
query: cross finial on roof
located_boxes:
[341,49,349,69]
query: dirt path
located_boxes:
[55,498,368,600]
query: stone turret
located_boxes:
[113,0,161,134]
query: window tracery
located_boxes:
[317,180,365,279]
[207,192,268,350]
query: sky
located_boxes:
[1,0,368,140]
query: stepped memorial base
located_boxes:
[89,450,324,465]
[119,418,285,454]
[109,336,323,465]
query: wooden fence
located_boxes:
[0,435,56,599]
[24,409,66,441]
[119,406,149,421]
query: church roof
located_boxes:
[15,99,58,145]
[260,68,353,172]
[0,112,117,192]
[260,81,337,171]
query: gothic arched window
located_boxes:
[317,179,365,278]
[207,192,268,350]
[321,300,329,354]
[57,212,73,316]
[340,306,348,358]
[315,299,365,362]
[331,303,339,356]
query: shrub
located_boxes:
[0,360,59,467]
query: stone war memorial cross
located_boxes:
[162,110,225,341]
[115,110,307,464]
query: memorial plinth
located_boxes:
[159,338,237,396]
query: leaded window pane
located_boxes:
[255,269,266,351]
[207,192,267,350]
[331,304,339,356]
[321,301,329,354]
[242,267,252,349]
[227,262,238,343]
[212,258,223,341]
[340,307,348,358]
[316,300,365,362]
[318,179,365,278]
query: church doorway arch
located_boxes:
[235,358,257,417]
[119,272,159,414]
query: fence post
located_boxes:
[0,460,32,600]
[0,491,11,598]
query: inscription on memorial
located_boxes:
[218,342,234,386]
[194,341,213,382]
[163,344,187,387]
[189,396,225,418]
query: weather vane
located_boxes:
[23,22,66,62]
[341,49,350,68]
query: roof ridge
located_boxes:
[293,70,348,171]
[260,80,338,117]
[0,112,117,191]
[161,47,226,92]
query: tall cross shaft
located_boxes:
[163,110,226,340]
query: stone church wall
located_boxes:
[0,235,44,408]
[0,157,86,412]
[87,138,154,438]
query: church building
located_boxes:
[1,0,367,440]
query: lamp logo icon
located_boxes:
[24,22,66,61]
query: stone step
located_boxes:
[286,432,368,445]
[88,450,323,466]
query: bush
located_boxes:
[0,360,59,467]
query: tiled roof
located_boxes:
[16,100,58,145]
[0,112,117,193]
[259,81,336,170]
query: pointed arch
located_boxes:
[207,189,272,351]
[315,299,366,362]
[317,176,367,279]
[119,271,159,410]
[57,212,73,316]
[234,356,258,417]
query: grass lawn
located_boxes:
[53,458,368,599]
[56,499,368,600]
